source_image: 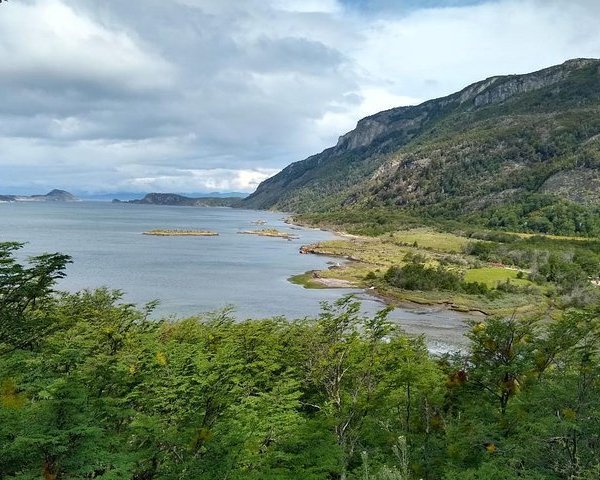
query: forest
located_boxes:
[1,242,599,479]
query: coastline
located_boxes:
[286,216,543,318]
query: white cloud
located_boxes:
[0,0,174,91]
[128,168,280,192]
[1,0,599,194]
[314,88,422,142]
[352,0,600,99]
[270,0,342,14]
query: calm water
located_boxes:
[0,202,468,349]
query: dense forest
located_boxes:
[1,242,599,479]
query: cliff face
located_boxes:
[242,59,600,213]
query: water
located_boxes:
[0,201,468,349]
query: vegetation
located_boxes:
[243,60,600,238]
[238,229,298,240]
[129,193,242,207]
[384,263,484,294]
[1,242,599,479]
[292,224,600,315]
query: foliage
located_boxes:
[245,60,600,238]
[1,244,599,479]
[384,263,463,292]
[0,242,71,356]
[384,262,493,297]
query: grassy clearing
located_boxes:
[375,282,546,316]
[514,232,591,241]
[288,272,329,289]
[389,228,473,253]
[464,267,531,287]
[308,237,435,266]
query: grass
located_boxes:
[288,272,329,289]
[464,268,531,287]
[304,238,430,266]
[513,232,591,242]
[389,228,473,253]
[375,282,546,316]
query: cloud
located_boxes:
[271,0,342,13]
[127,168,280,193]
[0,0,599,194]
[0,0,174,92]
[351,0,600,99]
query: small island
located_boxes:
[143,229,219,237]
[237,228,298,240]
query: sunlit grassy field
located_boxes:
[464,267,531,287]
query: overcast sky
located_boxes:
[1,0,599,194]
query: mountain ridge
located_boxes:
[241,58,600,235]
[119,192,241,207]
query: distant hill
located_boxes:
[78,192,145,202]
[242,58,600,236]
[119,193,242,207]
[0,189,78,202]
[80,191,247,201]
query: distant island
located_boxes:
[238,228,298,240]
[142,229,219,237]
[114,192,242,207]
[0,189,78,203]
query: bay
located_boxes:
[0,201,468,350]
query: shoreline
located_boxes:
[289,218,452,310]
[287,216,541,318]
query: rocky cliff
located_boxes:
[241,59,600,224]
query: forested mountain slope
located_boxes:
[242,59,600,235]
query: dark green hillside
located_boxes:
[242,59,600,235]
[127,192,242,207]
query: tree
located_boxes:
[0,242,71,356]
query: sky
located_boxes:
[1,0,599,195]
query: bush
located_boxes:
[384,263,463,291]
[365,271,377,280]
[462,281,490,295]
[464,241,498,260]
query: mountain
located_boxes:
[242,59,600,235]
[79,191,247,201]
[0,189,78,202]
[122,193,242,207]
[78,192,145,202]
[30,189,78,202]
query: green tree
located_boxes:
[0,242,71,356]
